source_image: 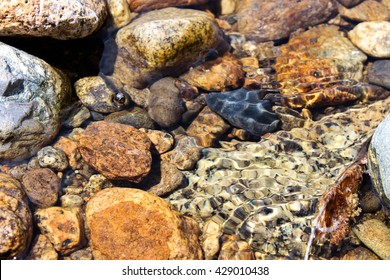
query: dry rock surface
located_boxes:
[86,188,203,259]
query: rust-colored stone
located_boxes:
[86,188,203,259]
[54,137,81,170]
[75,121,152,182]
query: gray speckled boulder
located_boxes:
[206,88,280,136]
[110,7,228,89]
[368,113,390,209]
[0,0,107,40]
[0,42,71,161]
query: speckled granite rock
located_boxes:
[341,247,380,260]
[0,42,71,160]
[348,21,390,58]
[107,0,131,28]
[352,219,390,260]
[22,168,60,208]
[0,0,107,39]
[147,77,185,128]
[111,7,228,88]
[35,207,85,255]
[75,121,152,182]
[86,187,203,259]
[368,60,390,90]
[180,53,245,92]
[26,234,58,260]
[187,106,230,147]
[75,76,130,113]
[338,0,390,21]
[37,147,69,172]
[0,173,32,259]
[105,106,155,129]
[368,113,390,209]
[168,98,390,259]
[54,137,81,170]
[206,88,280,136]
[235,0,335,42]
[127,0,210,12]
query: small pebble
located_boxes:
[37,146,69,171]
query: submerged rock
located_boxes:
[0,42,71,161]
[168,98,390,259]
[0,173,32,259]
[206,88,280,136]
[0,0,107,40]
[86,187,203,259]
[368,113,390,210]
[368,60,390,90]
[127,0,210,12]
[235,0,335,42]
[110,7,228,88]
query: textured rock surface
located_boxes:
[0,42,71,160]
[139,129,174,154]
[37,146,69,172]
[337,0,364,8]
[86,187,203,259]
[368,60,390,90]
[180,53,244,92]
[352,219,390,260]
[111,7,228,88]
[35,207,85,255]
[206,88,280,136]
[75,121,152,182]
[105,107,155,129]
[341,247,379,260]
[348,21,390,58]
[187,106,230,147]
[22,168,60,208]
[0,0,107,39]
[168,98,390,259]
[26,234,58,260]
[54,137,81,170]
[368,113,390,209]
[235,0,335,42]
[147,77,185,128]
[218,235,255,260]
[0,173,32,259]
[338,0,390,21]
[127,0,210,12]
[75,76,130,113]
[107,0,131,28]
[161,136,202,170]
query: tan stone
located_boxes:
[86,188,203,259]
[180,53,245,92]
[161,136,202,170]
[341,247,379,260]
[75,121,152,182]
[127,0,210,12]
[218,235,255,260]
[0,0,107,40]
[338,0,390,21]
[201,219,222,260]
[0,173,32,259]
[26,234,58,260]
[139,128,174,154]
[35,207,85,255]
[187,106,230,147]
[54,137,81,170]
[352,219,390,259]
[107,0,132,28]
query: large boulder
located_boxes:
[0,42,71,161]
[86,187,203,259]
[0,0,107,40]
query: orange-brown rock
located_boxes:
[22,168,61,208]
[341,247,380,260]
[0,173,32,259]
[127,0,210,12]
[187,106,230,147]
[35,207,85,255]
[180,53,244,91]
[139,129,174,154]
[161,136,202,170]
[86,187,203,260]
[75,121,152,182]
[54,137,81,170]
[218,235,255,260]
[26,234,59,260]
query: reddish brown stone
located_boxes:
[180,53,244,91]
[35,207,85,255]
[54,137,81,169]
[187,106,230,147]
[86,188,203,259]
[75,121,152,182]
[22,168,60,208]
[127,0,210,12]
[236,0,336,42]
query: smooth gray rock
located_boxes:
[0,42,71,161]
[368,113,390,209]
[369,60,390,90]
